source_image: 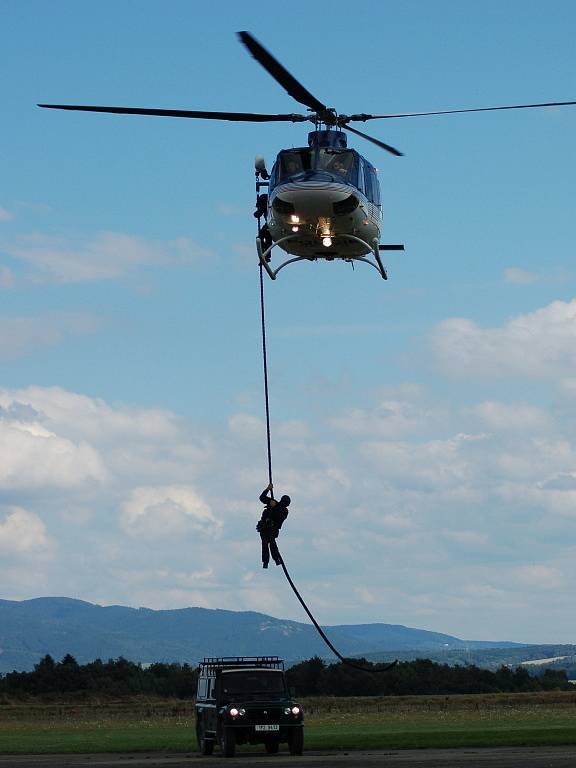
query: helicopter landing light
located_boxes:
[322,237,333,247]
[291,226,299,232]
[290,214,300,224]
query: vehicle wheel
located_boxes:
[220,726,236,758]
[265,738,279,754]
[288,726,303,756]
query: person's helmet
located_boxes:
[280,495,291,506]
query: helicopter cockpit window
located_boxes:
[317,150,354,180]
[280,150,311,178]
[361,160,381,206]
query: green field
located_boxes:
[0,691,575,754]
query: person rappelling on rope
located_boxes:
[257,482,290,568]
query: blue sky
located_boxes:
[1,0,575,647]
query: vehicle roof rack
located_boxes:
[199,656,284,674]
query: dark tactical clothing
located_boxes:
[257,487,289,567]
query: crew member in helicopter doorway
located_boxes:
[257,483,290,568]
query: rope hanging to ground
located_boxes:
[259,263,273,488]
[277,547,397,673]
[257,260,396,674]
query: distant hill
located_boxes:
[361,645,576,672]
[0,596,529,674]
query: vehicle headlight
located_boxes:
[229,707,239,718]
[291,706,301,716]
[284,707,291,715]
[238,708,246,716]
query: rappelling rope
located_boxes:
[278,548,396,673]
[257,260,396,674]
[259,262,273,489]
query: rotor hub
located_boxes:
[308,130,347,149]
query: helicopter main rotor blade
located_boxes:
[351,99,576,121]
[344,124,403,157]
[238,31,327,114]
[38,104,308,123]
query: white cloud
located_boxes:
[277,420,310,440]
[0,313,100,359]
[442,529,489,548]
[121,485,221,539]
[557,378,576,399]
[228,413,265,440]
[0,507,53,556]
[2,385,180,444]
[362,432,487,492]
[0,412,106,490]
[1,380,575,641]
[431,298,576,378]
[471,401,550,432]
[0,266,14,288]
[513,564,564,590]
[216,203,245,217]
[504,267,540,284]
[2,231,213,284]
[332,398,439,438]
[0,206,13,222]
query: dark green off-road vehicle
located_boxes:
[195,656,304,758]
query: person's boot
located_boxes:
[263,563,268,569]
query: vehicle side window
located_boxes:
[208,678,216,699]
[357,160,365,195]
[362,160,374,201]
[197,677,208,700]
[362,160,380,204]
[371,167,381,206]
[269,162,278,190]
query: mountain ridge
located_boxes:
[0,596,525,674]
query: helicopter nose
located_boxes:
[273,182,352,218]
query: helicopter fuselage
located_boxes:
[266,131,382,260]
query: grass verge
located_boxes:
[0,692,575,754]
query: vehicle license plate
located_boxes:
[255,725,280,732]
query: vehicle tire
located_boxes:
[220,726,236,758]
[265,738,279,754]
[288,726,303,756]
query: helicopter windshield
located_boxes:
[279,149,356,182]
[280,150,311,177]
[316,149,354,179]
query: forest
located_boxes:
[0,654,570,699]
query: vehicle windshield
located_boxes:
[279,149,355,181]
[220,670,286,701]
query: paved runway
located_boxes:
[1,747,576,768]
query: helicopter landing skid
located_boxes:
[257,236,403,280]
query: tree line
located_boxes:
[0,654,197,698]
[286,656,572,696]
[0,653,570,699]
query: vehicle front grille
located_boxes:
[246,707,282,723]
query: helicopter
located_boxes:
[39,32,576,280]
